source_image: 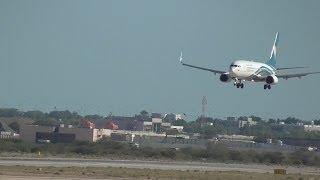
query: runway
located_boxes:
[0,157,319,175]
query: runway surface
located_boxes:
[0,157,319,175]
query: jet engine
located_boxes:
[220,73,231,82]
[266,75,279,85]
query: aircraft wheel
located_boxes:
[241,83,244,88]
[264,84,267,89]
[268,85,271,89]
[236,84,240,88]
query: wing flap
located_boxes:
[277,72,320,79]
[181,62,225,75]
[276,66,308,70]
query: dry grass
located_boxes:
[0,165,318,180]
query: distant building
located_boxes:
[296,122,304,126]
[104,116,143,131]
[175,114,186,121]
[238,117,257,128]
[20,124,111,143]
[142,118,184,133]
[81,120,95,129]
[110,129,190,143]
[227,117,236,121]
[0,131,19,139]
[170,126,184,133]
[304,125,320,132]
[163,113,186,123]
[152,118,162,133]
[217,134,255,143]
[105,122,119,130]
[161,122,171,130]
[149,118,172,133]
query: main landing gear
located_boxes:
[264,84,271,90]
[236,83,244,88]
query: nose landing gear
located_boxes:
[264,84,271,90]
[234,80,244,89]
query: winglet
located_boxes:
[179,52,183,63]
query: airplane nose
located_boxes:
[230,67,237,75]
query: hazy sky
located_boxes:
[0,0,319,120]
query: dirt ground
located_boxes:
[0,165,319,180]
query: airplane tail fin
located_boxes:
[266,32,278,68]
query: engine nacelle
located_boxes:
[220,73,231,82]
[266,75,279,85]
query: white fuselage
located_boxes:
[228,60,276,81]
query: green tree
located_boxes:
[139,110,149,121]
[140,110,148,116]
[183,121,202,133]
[283,117,301,124]
[8,122,20,133]
[268,119,276,124]
[249,115,262,122]
[172,119,187,126]
[313,120,320,125]
[0,108,21,117]
[33,118,59,126]
[163,113,176,123]
[84,114,104,120]
[23,110,46,120]
[48,110,82,123]
[207,143,230,161]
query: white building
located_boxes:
[170,126,184,132]
[304,125,320,132]
[0,131,19,139]
[217,134,255,143]
[238,117,257,128]
[143,118,185,133]
[175,114,186,120]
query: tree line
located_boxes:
[1,108,320,145]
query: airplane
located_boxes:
[180,32,320,89]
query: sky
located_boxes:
[0,0,319,121]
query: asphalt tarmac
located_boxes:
[0,157,319,175]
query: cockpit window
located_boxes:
[230,64,240,68]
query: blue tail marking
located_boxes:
[266,32,278,69]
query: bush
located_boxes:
[1,139,320,167]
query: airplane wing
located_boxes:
[277,71,320,79]
[179,52,225,75]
